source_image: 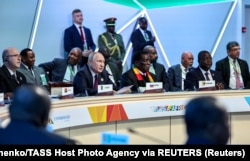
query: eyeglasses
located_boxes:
[6,54,21,58]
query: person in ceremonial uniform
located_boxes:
[97,17,126,74]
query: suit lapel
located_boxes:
[197,68,206,80]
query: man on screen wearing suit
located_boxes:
[63,9,96,66]
[215,41,250,89]
[167,51,194,91]
[17,48,47,86]
[130,17,156,57]
[184,50,225,91]
[73,51,117,96]
[0,47,27,99]
[39,47,82,82]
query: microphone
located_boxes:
[127,128,168,144]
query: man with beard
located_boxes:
[143,45,170,92]
[184,50,225,91]
[120,50,157,93]
[39,47,82,82]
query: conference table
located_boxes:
[1,90,250,144]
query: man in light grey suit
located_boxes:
[17,48,47,86]
[167,51,194,91]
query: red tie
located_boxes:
[94,75,98,89]
[79,26,84,43]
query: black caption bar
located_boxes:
[0,145,249,161]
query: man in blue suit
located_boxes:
[0,84,76,144]
[184,50,225,91]
[39,47,82,82]
[130,17,155,57]
[63,9,96,66]
[167,51,194,91]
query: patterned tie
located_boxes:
[205,72,210,81]
[233,60,241,89]
[93,75,98,89]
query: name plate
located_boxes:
[98,84,113,93]
[50,87,74,99]
[146,82,163,90]
[199,80,215,88]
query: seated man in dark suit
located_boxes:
[184,96,229,145]
[167,51,194,91]
[0,85,76,145]
[120,50,157,93]
[184,50,225,91]
[39,47,82,82]
[215,41,250,89]
[73,51,117,96]
[0,47,27,99]
[143,45,170,92]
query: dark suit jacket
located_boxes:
[64,25,96,65]
[184,67,225,91]
[39,58,70,82]
[130,29,154,54]
[186,136,215,145]
[73,65,117,96]
[0,65,27,93]
[215,57,250,89]
[0,121,75,145]
[153,63,170,91]
[167,64,194,91]
[120,68,157,93]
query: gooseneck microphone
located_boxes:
[127,128,168,144]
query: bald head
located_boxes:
[68,47,82,65]
[9,85,51,127]
[181,51,194,68]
